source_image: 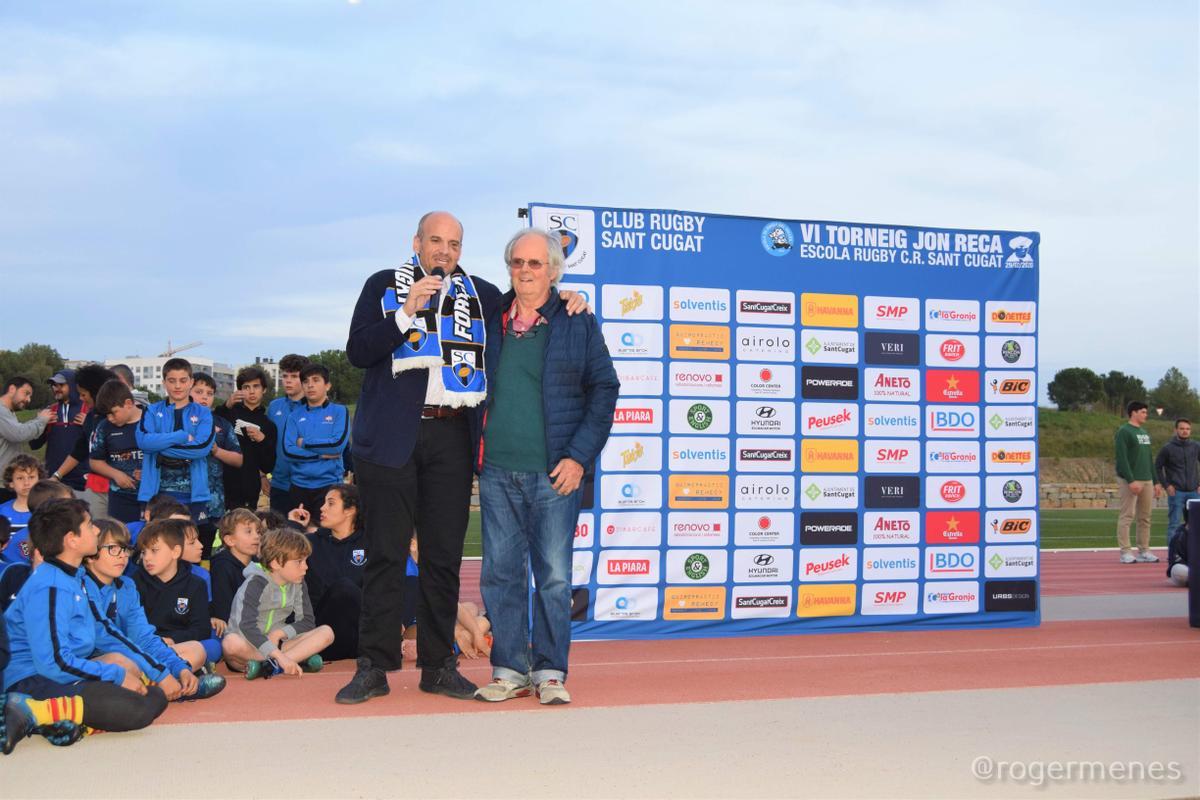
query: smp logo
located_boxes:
[531,206,595,275]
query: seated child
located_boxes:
[0,481,71,609]
[82,519,225,701]
[0,456,48,563]
[1,613,86,754]
[210,508,262,637]
[401,535,492,664]
[131,519,221,669]
[3,499,168,739]
[292,485,365,662]
[223,528,333,678]
[127,493,191,547]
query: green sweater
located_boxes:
[1114,422,1156,482]
[483,329,548,472]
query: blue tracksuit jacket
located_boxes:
[136,400,215,503]
[282,400,349,488]
[82,569,190,683]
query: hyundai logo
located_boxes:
[753,554,775,566]
[755,406,777,418]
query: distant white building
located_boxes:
[106,356,236,399]
[248,356,281,393]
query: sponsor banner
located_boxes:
[985,300,1037,334]
[558,282,596,309]
[925,511,980,544]
[925,370,981,403]
[665,549,728,584]
[796,584,857,617]
[667,512,729,547]
[662,587,727,620]
[864,476,921,509]
[735,475,795,509]
[532,207,595,275]
[984,405,1036,439]
[985,511,1038,543]
[574,513,594,550]
[984,545,1038,578]
[736,400,796,436]
[801,402,859,437]
[735,437,796,473]
[736,326,795,363]
[735,511,795,546]
[799,548,858,582]
[863,511,921,545]
[612,398,663,434]
[667,436,730,472]
[863,439,921,474]
[572,550,595,586]
[863,405,921,438]
[799,511,858,546]
[985,335,1036,368]
[985,440,1036,473]
[861,582,919,615]
[864,332,920,366]
[863,368,920,402]
[800,366,860,400]
[736,363,796,399]
[669,286,730,323]
[594,587,659,621]
[923,580,980,614]
[668,398,730,435]
[984,579,1038,611]
[603,322,663,359]
[669,361,730,397]
[602,284,664,321]
[984,370,1036,404]
[801,439,859,473]
[596,549,660,585]
[800,475,859,509]
[926,405,981,438]
[985,475,1037,508]
[925,298,981,332]
[600,436,663,472]
[862,547,920,580]
[864,295,920,331]
[800,292,859,328]
[599,512,662,548]
[924,441,981,474]
[669,324,731,361]
[735,289,796,325]
[925,476,981,509]
[924,546,981,579]
[731,585,793,619]
[667,474,730,510]
[600,474,663,510]
[925,334,980,368]
[800,328,860,365]
[615,360,664,397]
[733,549,795,583]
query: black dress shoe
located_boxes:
[335,658,390,705]
[418,665,478,700]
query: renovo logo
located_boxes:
[667,512,728,546]
[669,362,729,397]
[669,324,731,361]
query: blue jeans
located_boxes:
[1168,489,1200,534]
[479,464,582,685]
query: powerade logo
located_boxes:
[799,512,859,545]
[800,366,859,400]
[761,221,794,255]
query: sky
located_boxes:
[0,1,1196,402]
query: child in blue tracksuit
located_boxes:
[267,353,311,513]
[135,358,215,523]
[282,364,349,514]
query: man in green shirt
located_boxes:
[1115,401,1163,563]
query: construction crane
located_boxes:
[160,340,202,358]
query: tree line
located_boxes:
[1048,366,1200,419]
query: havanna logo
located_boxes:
[687,403,713,431]
[684,553,710,580]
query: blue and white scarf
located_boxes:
[387,256,487,407]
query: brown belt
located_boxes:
[421,405,465,420]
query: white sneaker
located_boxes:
[1119,551,1136,564]
[474,677,533,703]
[1135,550,1160,563]
[536,679,571,705]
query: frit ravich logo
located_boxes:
[687,403,713,431]
[684,553,710,580]
[1002,480,1023,503]
[940,339,965,362]
[941,480,966,503]
[1001,340,1022,364]
[761,222,794,256]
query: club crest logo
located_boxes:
[556,228,580,258]
[406,327,428,352]
[175,597,189,615]
[452,350,477,387]
[351,549,366,566]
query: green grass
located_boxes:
[1039,507,1171,549]
[1038,408,1176,458]
[464,510,481,557]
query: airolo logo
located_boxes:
[669,324,730,361]
[925,511,980,544]
[662,587,726,620]
[735,475,795,509]
[800,292,859,328]
[801,439,859,473]
[796,584,857,617]
[667,475,729,510]
[735,326,795,362]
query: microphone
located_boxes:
[430,267,445,278]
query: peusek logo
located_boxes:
[925,511,980,544]
[531,207,595,274]
[668,512,725,542]
[925,370,980,403]
[801,293,859,328]
[801,549,856,581]
[802,403,857,436]
[864,368,920,402]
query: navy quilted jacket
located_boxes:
[483,290,620,474]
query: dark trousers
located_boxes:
[289,485,332,518]
[269,486,293,513]
[315,580,362,662]
[11,675,168,732]
[356,415,473,672]
[224,479,262,513]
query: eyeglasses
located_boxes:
[101,544,134,557]
[508,258,547,271]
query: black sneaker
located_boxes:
[1,693,35,756]
[335,658,390,705]
[419,665,478,700]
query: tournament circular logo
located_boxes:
[687,403,713,431]
[684,553,710,580]
[761,222,794,257]
[1002,479,1023,503]
[1001,339,1022,364]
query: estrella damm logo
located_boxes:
[667,474,729,509]
[801,439,859,473]
[663,587,727,620]
[797,584,857,617]
[669,324,730,360]
[800,293,859,328]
